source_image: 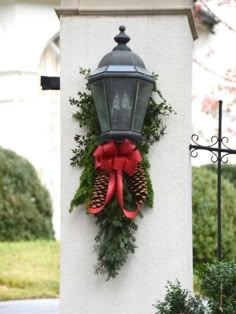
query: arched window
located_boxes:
[40,34,60,75]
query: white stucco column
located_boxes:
[57,1,197,313]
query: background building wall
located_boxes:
[0,0,60,237]
[192,0,236,165]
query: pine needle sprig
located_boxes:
[94,200,138,280]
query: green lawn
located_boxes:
[0,241,60,301]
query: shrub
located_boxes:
[192,167,236,263]
[153,262,236,314]
[153,281,207,314]
[0,147,54,240]
[197,262,236,314]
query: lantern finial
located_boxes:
[113,25,131,51]
[119,25,125,32]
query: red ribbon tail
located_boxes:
[116,170,139,219]
[87,171,116,215]
[87,205,105,215]
[123,208,139,219]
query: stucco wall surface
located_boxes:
[60,13,193,314]
[0,0,61,237]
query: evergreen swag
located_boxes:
[69,68,174,279]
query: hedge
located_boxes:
[192,166,236,263]
[0,147,54,240]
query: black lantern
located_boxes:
[89,26,155,141]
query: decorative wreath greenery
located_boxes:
[69,68,174,280]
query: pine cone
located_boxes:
[90,170,109,208]
[126,163,148,205]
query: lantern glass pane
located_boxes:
[136,66,152,76]
[92,66,107,75]
[90,81,110,132]
[107,65,136,72]
[133,81,153,132]
[106,78,136,130]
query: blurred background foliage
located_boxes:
[0,146,54,241]
[192,165,236,264]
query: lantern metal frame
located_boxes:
[89,26,155,141]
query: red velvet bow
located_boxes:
[88,139,142,218]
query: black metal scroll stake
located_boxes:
[190,100,236,261]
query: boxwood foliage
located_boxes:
[153,281,207,314]
[192,166,236,264]
[197,262,236,314]
[153,262,236,314]
[0,147,54,240]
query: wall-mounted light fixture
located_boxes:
[89,26,155,141]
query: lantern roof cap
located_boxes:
[98,26,146,69]
[113,25,131,51]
